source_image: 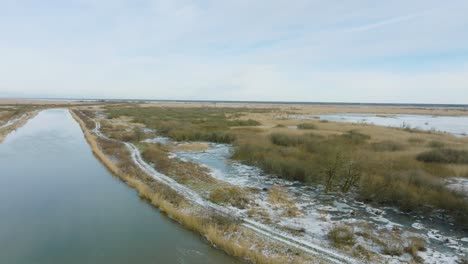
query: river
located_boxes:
[291,113,468,136]
[0,109,238,264]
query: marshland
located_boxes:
[1,101,467,263]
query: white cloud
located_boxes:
[0,0,467,103]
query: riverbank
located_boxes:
[0,110,38,143]
[70,109,325,264]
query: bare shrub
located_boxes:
[371,140,406,152]
[383,241,404,256]
[328,225,355,247]
[297,123,317,129]
[209,186,250,209]
[417,148,468,164]
[404,237,426,262]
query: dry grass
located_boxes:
[268,185,292,204]
[328,224,355,247]
[404,237,426,262]
[417,148,468,164]
[297,123,318,129]
[141,143,217,187]
[382,242,404,257]
[209,186,250,209]
[370,140,406,152]
[171,142,211,152]
[268,186,300,217]
[246,207,270,220]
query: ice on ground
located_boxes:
[445,177,468,198]
[143,136,171,144]
[290,113,468,137]
[171,142,468,263]
[412,222,425,230]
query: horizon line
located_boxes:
[1,96,468,108]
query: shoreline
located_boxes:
[0,111,38,143]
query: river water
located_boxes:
[0,109,238,264]
[291,113,468,136]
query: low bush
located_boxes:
[268,185,299,217]
[168,129,235,143]
[371,140,406,152]
[427,140,445,149]
[142,144,215,185]
[73,110,95,130]
[358,170,468,225]
[408,137,425,144]
[270,133,305,146]
[209,186,250,209]
[341,130,370,144]
[142,144,171,172]
[268,185,291,204]
[297,123,317,129]
[227,119,261,126]
[417,148,468,164]
[404,237,426,262]
[233,142,319,183]
[328,225,355,247]
[383,242,404,256]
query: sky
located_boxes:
[1,0,467,103]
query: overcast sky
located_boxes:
[1,0,467,103]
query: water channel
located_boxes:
[0,109,238,264]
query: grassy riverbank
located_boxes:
[0,105,40,143]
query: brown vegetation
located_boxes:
[209,186,250,209]
[71,109,313,264]
[101,105,468,226]
[268,186,300,217]
[297,123,318,129]
[417,148,468,164]
[328,224,355,247]
[141,143,217,187]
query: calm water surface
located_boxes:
[291,113,468,136]
[0,109,238,264]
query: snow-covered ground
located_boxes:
[172,142,468,263]
[445,177,468,199]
